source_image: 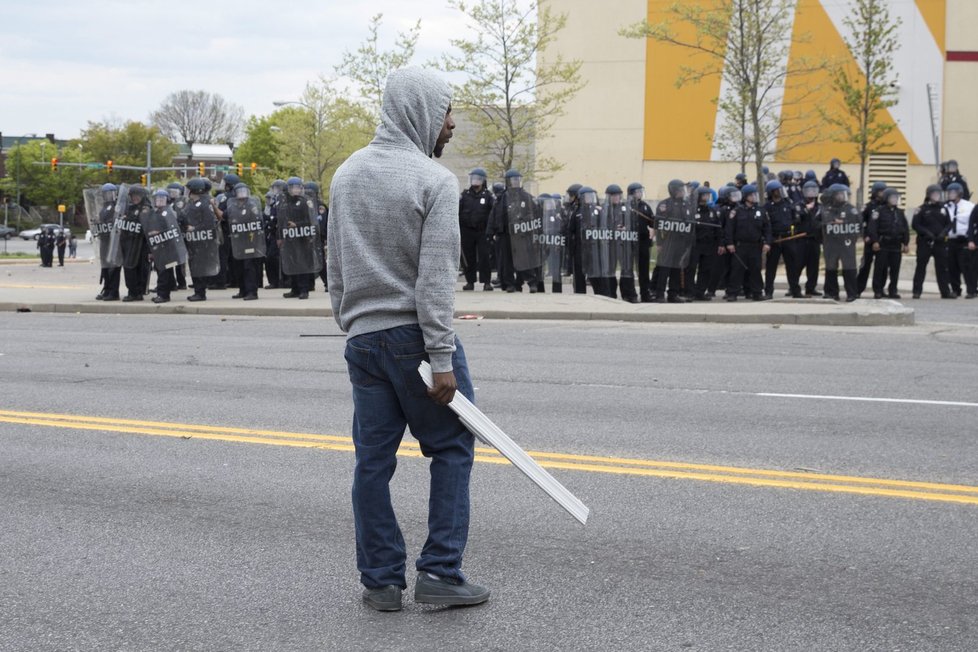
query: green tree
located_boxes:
[440,0,585,181]
[233,115,285,191]
[79,120,179,185]
[621,0,825,192]
[0,140,95,216]
[823,0,901,208]
[336,13,421,119]
[271,82,374,201]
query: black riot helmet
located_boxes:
[946,182,964,201]
[925,184,943,203]
[304,181,320,201]
[696,186,712,205]
[186,178,209,195]
[883,188,901,207]
[667,179,685,199]
[946,160,959,173]
[802,180,819,200]
[128,185,149,205]
[223,173,241,190]
[870,181,887,200]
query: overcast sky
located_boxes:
[0,0,488,141]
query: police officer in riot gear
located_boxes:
[563,183,586,293]
[95,183,121,301]
[180,177,221,302]
[212,173,241,290]
[121,186,152,301]
[145,189,179,303]
[165,182,188,290]
[708,184,741,298]
[944,182,977,298]
[796,180,823,296]
[279,177,320,299]
[820,158,850,190]
[820,184,861,302]
[855,181,888,295]
[911,185,954,299]
[627,182,654,301]
[763,179,802,298]
[459,168,494,291]
[940,160,971,201]
[687,185,723,301]
[867,188,910,299]
[652,179,695,303]
[487,169,537,292]
[724,184,771,301]
[263,179,287,289]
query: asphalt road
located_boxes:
[1,314,977,651]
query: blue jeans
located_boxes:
[344,324,475,589]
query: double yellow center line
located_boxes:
[2,408,977,507]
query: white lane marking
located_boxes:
[757,393,978,408]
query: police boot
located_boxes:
[483,283,493,291]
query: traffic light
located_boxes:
[106,160,113,174]
[236,162,243,176]
[50,157,58,171]
[250,162,257,175]
[140,174,147,186]
[198,161,206,176]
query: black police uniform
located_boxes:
[856,197,884,294]
[211,193,231,290]
[123,201,151,299]
[820,167,850,191]
[263,196,282,288]
[707,198,735,297]
[867,203,909,298]
[37,230,56,267]
[687,202,722,300]
[565,198,588,294]
[96,201,121,300]
[487,187,537,291]
[794,199,822,296]
[459,185,494,287]
[652,196,692,301]
[763,197,802,297]
[945,200,977,297]
[55,231,67,266]
[630,197,654,301]
[941,173,971,201]
[911,201,952,298]
[725,203,771,300]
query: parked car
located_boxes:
[0,225,16,239]
[19,224,68,240]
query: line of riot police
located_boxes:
[83,175,328,303]
[457,164,975,304]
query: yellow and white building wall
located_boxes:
[537,0,977,200]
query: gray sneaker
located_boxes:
[362,585,403,612]
[414,571,490,606]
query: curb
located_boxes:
[0,299,915,326]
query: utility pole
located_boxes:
[146,140,152,188]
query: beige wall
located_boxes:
[537,0,974,200]
[942,0,978,185]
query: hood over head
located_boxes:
[374,67,452,157]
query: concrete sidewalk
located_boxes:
[0,258,915,326]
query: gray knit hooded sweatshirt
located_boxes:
[327,67,460,373]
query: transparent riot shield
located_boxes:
[821,203,861,274]
[279,195,322,275]
[540,196,566,282]
[227,196,267,259]
[580,202,615,278]
[654,198,695,269]
[140,206,188,271]
[106,184,145,269]
[607,197,637,279]
[181,198,221,278]
[84,188,113,269]
[507,189,543,272]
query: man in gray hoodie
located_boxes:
[327,67,489,612]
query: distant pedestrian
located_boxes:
[68,232,77,258]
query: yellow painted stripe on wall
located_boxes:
[915,0,946,56]
[643,0,724,161]
[777,0,921,165]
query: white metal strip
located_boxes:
[418,361,590,525]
